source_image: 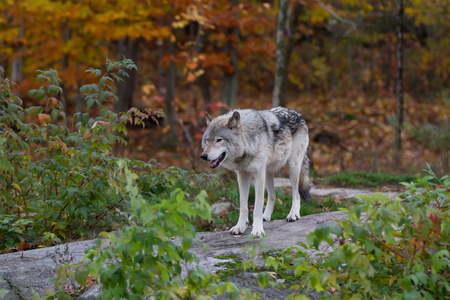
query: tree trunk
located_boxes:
[394,0,404,166]
[11,28,24,89]
[221,0,239,113]
[393,0,404,165]
[272,0,288,108]
[0,57,5,79]
[61,25,70,126]
[114,37,140,113]
[384,38,392,93]
[76,60,83,113]
[305,17,312,97]
[11,57,22,83]
[280,2,302,107]
[157,17,165,96]
[196,27,211,112]
[161,32,178,148]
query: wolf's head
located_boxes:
[200,111,242,169]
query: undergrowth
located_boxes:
[250,167,450,299]
[323,171,416,188]
[208,178,357,231]
[0,59,211,252]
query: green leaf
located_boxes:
[315,225,331,240]
[99,91,107,102]
[355,205,364,219]
[51,109,59,122]
[37,88,46,100]
[257,272,270,288]
[181,237,192,254]
[28,89,37,97]
[86,98,95,109]
[217,282,227,295]
[81,113,89,127]
[329,224,342,236]
[7,103,20,112]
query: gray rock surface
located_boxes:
[0,240,110,300]
[0,211,348,300]
[210,202,232,215]
[76,285,101,300]
[3,177,394,300]
[274,177,398,199]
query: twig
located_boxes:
[178,119,196,170]
[315,0,358,36]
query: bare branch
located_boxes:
[315,0,358,36]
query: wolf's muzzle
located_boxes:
[200,153,208,161]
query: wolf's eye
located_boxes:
[216,138,223,143]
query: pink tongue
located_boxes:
[209,158,218,168]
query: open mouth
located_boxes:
[209,152,226,169]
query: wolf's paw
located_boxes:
[263,213,272,222]
[286,212,300,222]
[230,223,247,235]
[250,226,266,238]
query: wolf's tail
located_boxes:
[299,154,312,202]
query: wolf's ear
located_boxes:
[227,111,240,129]
[205,111,213,126]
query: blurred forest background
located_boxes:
[1,0,449,176]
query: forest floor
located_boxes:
[119,94,448,177]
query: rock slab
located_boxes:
[0,211,348,300]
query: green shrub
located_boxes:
[261,167,450,299]
[0,58,168,250]
[48,161,242,300]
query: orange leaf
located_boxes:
[97,121,110,125]
[38,113,51,124]
[188,62,198,70]
[50,97,58,107]
[187,73,196,82]
[83,131,92,139]
[61,142,68,154]
[18,240,31,251]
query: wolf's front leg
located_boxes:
[251,171,266,237]
[230,171,251,235]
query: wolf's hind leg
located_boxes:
[230,171,251,235]
[263,172,276,221]
[251,171,266,237]
[286,157,302,222]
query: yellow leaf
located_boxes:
[388,276,396,286]
[12,183,22,193]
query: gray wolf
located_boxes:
[200,107,311,237]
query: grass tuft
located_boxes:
[323,171,416,188]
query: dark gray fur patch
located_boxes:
[299,155,311,202]
[270,107,305,135]
[260,114,269,133]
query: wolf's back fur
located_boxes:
[201,107,311,236]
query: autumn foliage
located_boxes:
[0,0,449,174]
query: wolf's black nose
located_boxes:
[200,153,208,161]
